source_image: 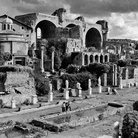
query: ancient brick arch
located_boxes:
[35,20,56,40]
[85,28,102,50]
[66,23,77,28]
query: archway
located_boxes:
[100,55,103,63]
[105,55,108,62]
[95,55,99,62]
[35,20,56,40]
[90,55,93,63]
[84,55,88,65]
[66,24,76,28]
[85,28,102,50]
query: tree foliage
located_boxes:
[60,72,97,90]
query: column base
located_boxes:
[98,86,102,94]
[88,87,92,96]
[64,90,69,100]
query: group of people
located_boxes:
[61,101,71,112]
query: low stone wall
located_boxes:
[32,104,125,132]
[122,79,138,87]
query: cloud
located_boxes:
[12,0,67,14]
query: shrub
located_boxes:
[35,74,50,96]
[79,65,88,72]
[60,72,97,90]
[117,60,130,67]
[0,65,33,76]
[122,111,138,138]
[61,54,72,69]
[66,64,80,74]
[87,63,110,78]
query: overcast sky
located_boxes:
[1,0,138,40]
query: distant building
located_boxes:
[0,15,32,66]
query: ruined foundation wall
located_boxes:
[0,72,36,106]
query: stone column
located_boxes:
[77,82,82,97]
[93,55,95,63]
[98,77,102,93]
[114,64,117,86]
[119,76,123,89]
[103,55,105,63]
[11,99,16,109]
[82,53,85,66]
[112,65,115,86]
[125,68,128,80]
[103,73,107,86]
[88,79,92,96]
[51,50,55,73]
[88,55,90,65]
[64,80,69,100]
[40,46,44,72]
[32,95,38,105]
[48,83,53,102]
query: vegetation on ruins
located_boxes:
[66,63,110,78]
[0,65,33,75]
[117,59,138,67]
[35,73,50,95]
[60,72,97,90]
[86,63,110,78]
[122,111,138,138]
[66,64,80,74]
[109,53,119,63]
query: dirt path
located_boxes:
[44,87,138,138]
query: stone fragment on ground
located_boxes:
[97,135,112,138]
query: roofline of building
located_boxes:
[0,14,33,30]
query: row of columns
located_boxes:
[49,78,103,102]
[82,54,109,65]
[11,78,103,109]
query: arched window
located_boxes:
[8,24,10,30]
[36,27,42,39]
[3,24,6,30]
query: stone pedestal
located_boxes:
[98,86,102,94]
[119,76,123,89]
[98,77,102,93]
[40,46,44,73]
[51,51,55,73]
[127,83,130,88]
[78,89,82,97]
[107,87,111,93]
[88,87,92,96]
[76,82,82,97]
[32,95,38,105]
[64,89,69,100]
[11,99,16,109]
[103,73,107,86]
[48,92,53,102]
[65,80,69,89]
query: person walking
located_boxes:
[62,102,66,112]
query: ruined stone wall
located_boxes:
[66,38,82,53]
[70,25,81,39]
[55,25,81,39]
[0,72,36,106]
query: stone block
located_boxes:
[69,89,77,97]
